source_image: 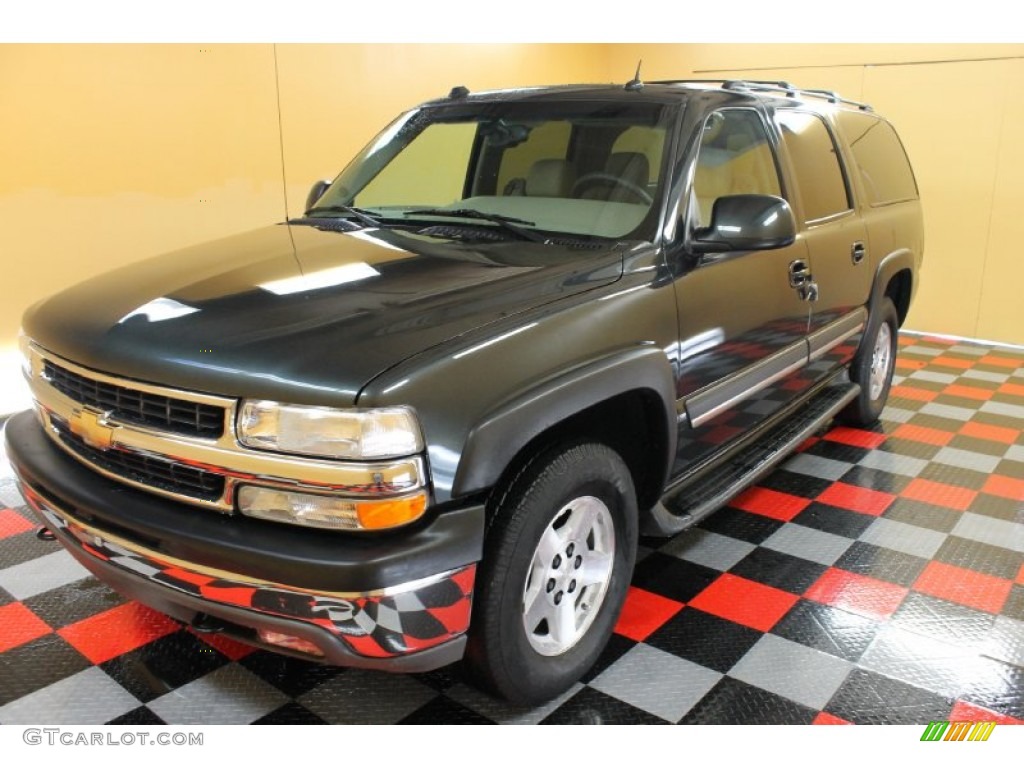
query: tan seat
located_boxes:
[525,158,576,197]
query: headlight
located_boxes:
[237,400,423,460]
[237,486,428,531]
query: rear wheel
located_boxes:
[840,297,899,427]
[465,442,638,704]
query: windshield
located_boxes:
[312,99,676,241]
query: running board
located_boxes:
[644,381,861,537]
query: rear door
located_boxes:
[772,109,870,380]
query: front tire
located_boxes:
[840,297,899,427]
[465,442,638,705]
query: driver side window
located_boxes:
[690,110,782,228]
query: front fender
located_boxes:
[452,345,677,498]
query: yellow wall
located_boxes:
[2,43,1023,412]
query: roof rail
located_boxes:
[650,79,873,112]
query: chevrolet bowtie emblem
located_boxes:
[68,408,116,451]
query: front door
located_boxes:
[669,108,814,478]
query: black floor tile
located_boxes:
[882,498,961,533]
[876,437,941,461]
[0,530,59,570]
[253,702,329,725]
[918,463,988,491]
[757,469,833,499]
[0,586,14,608]
[542,686,668,725]
[410,665,463,693]
[730,548,828,595]
[825,668,954,725]
[993,458,1024,479]
[239,650,346,699]
[833,542,930,588]
[808,441,872,464]
[771,599,881,662]
[971,492,1024,522]
[678,676,817,724]
[934,536,1022,581]
[100,630,231,703]
[0,634,90,707]
[792,502,875,539]
[23,576,127,629]
[838,466,911,495]
[630,553,719,604]
[948,435,1013,457]
[645,607,761,673]
[697,507,783,545]
[890,593,996,648]
[399,695,496,724]
[107,706,167,725]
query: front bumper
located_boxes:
[4,411,485,671]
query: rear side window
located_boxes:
[775,110,851,222]
[836,112,918,205]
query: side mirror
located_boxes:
[692,194,796,253]
[305,179,332,212]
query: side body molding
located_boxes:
[451,346,678,498]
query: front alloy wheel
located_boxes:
[465,442,638,705]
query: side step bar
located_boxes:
[644,381,861,537]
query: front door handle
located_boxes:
[789,259,811,288]
[852,241,866,265]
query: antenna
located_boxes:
[624,60,644,92]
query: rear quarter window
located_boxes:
[835,112,919,206]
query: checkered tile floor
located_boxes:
[1,333,1022,725]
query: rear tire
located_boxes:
[464,442,638,705]
[839,297,899,427]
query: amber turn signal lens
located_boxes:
[356,493,428,530]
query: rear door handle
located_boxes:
[789,259,811,288]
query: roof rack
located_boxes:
[650,79,873,112]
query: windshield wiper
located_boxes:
[303,205,382,228]
[405,208,549,243]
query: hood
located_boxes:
[24,223,623,406]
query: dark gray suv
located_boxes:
[6,78,922,703]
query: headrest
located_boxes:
[605,152,650,188]
[526,158,576,197]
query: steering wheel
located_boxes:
[571,172,653,204]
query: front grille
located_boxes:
[53,419,226,501]
[43,360,225,438]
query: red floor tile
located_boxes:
[979,355,1021,369]
[823,426,887,450]
[613,586,684,642]
[795,436,820,453]
[913,561,1013,615]
[0,508,35,540]
[894,358,927,371]
[900,478,977,511]
[930,357,975,370]
[0,603,52,653]
[804,568,908,621]
[958,421,1020,445]
[813,712,854,725]
[997,382,1024,397]
[190,630,256,661]
[688,574,799,632]
[981,475,1024,502]
[949,700,1024,726]
[816,482,895,516]
[58,601,180,664]
[889,385,939,402]
[1017,562,1024,586]
[942,384,995,401]
[892,423,955,446]
[730,487,812,521]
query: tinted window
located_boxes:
[775,111,851,222]
[691,110,782,227]
[836,112,918,205]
